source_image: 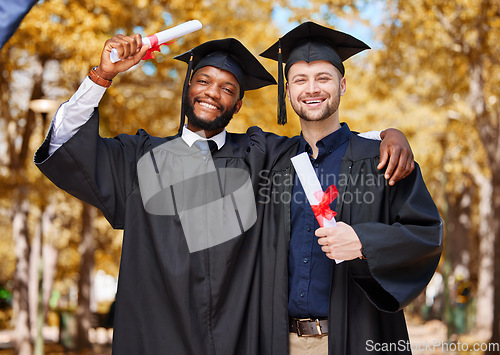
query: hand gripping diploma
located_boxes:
[291,152,363,262]
[316,222,363,261]
[110,20,203,62]
[94,20,202,82]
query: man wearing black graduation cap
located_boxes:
[260,22,443,354]
[34,35,285,354]
[34,31,416,354]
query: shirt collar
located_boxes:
[181,126,226,150]
[299,122,351,156]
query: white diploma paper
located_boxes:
[291,152,337,227]
[110,20,203,63]
[291,152,343,263]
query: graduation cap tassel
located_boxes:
[277,40,287,125]
[178,52,194,135]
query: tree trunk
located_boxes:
[486,176,500,353]
[42,245,58,321]
[467,48,498,337]
[466,21,500,342]
[9,56,46,355]
[41,203,57,321]
[28,212,42,340]
[12,197,33,355]
[471,170,493,335]
[446,190,473,274]
[76,202,96,350]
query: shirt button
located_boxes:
[303,258,309,264]
[300,292,305,298]
[306,227,311,232]
[314,163,319,168]
[328,149,333,154]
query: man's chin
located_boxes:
[194,115,217,125]
[188,116,232,132]
[185,101,236,132]
[299,113,329,122]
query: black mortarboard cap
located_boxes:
[260,21,370,124]
[174,38,276,134]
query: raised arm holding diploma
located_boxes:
[110,20,203,62]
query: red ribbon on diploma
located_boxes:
[142,34,178,60]
[311,185,338,227]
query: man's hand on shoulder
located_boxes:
[378,128,415,186]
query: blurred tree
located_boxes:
[0,50,47,353]
[76,202,95,350]
[372,0,499,346]
[1,0,369,352]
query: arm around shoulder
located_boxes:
[378,128,415,185]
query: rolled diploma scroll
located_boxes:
[291,152,343,263]
[110,20,203,63]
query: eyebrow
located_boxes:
[224,81,238,89]
[289,73,306,81]
[290,71,335,81]
[315,72,335,78]
[196,73,238,89]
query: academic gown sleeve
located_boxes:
[245,126,299,164]
[348,159,443,312]
[34,109,153,229]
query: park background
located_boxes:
[0,0,499,354]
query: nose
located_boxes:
[204,83,221,100]
[305,80,320,95]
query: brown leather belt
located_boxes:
[289,318,328,337]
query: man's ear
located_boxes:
[340,77,346,96]
[234,99,243,114]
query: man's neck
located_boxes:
[181,126,226,150]
[186,124,223,138]
[300,115,341,159]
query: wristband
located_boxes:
[88,66,112,88]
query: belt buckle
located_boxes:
[296,318,324,337]
[315,319,324,336]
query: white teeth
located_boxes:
[199,102,218,110]
[305,100,322,104]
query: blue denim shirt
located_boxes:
[288,123,351,318]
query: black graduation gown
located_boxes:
[34,110,294,355]
[35,110,442,355]
[267,132,443,355]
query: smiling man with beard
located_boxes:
[287,61,343,124]
[34,32,416,354]
[183,65,241,132]
[260,21,443,355]
[34,36,286,354]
